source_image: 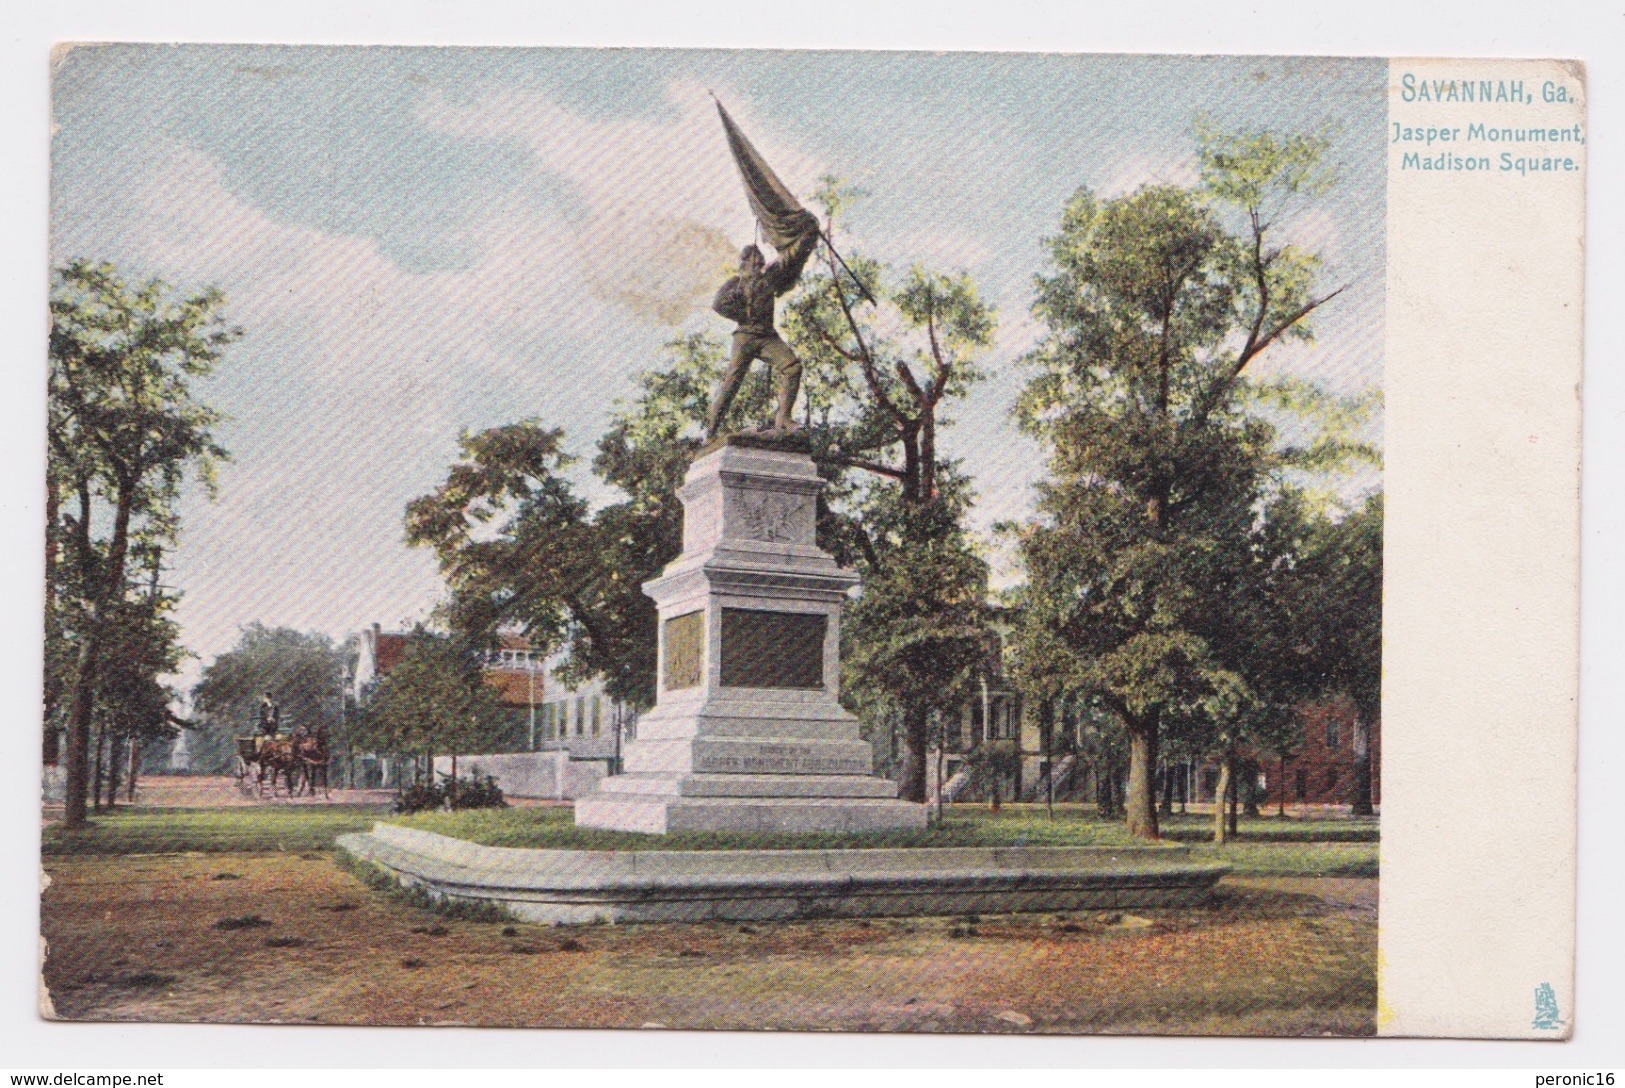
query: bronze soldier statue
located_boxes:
[706,210,821,439]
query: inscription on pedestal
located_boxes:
[720,608,825,689]
[662,610,704,691]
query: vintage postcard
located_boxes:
[39,46,1582,1039]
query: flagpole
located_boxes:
[819,228,878,308]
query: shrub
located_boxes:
[391,771,507,814]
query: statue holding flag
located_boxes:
[706,100,857,439]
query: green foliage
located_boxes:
[47,260,237,821]
[351,629,511,762]
[962,738,1023,804]
[390,771,508,814]
[189,624,352,773]
[390,805,1377,877]
[1286,493,1383,725]
[406,344,736,708]
[42,805,384,855]
[1010,122,1373,837]
[840,479,990,737]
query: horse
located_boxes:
[252,736,302,797]
[291,728,332,798]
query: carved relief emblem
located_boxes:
[740,491,806,543]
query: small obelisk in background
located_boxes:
[574,436,926,833]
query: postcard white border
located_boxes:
[4,0,1622,1071]
[1379,56,1584,1039]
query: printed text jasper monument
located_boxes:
[573,439,927,832]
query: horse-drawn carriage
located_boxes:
[234,727,332,798]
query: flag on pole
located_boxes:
[714,98,812,253]
[713,95,875,306]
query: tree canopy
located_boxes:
[47,260,236,824]
[1010,121,1374,839]
[350,629,510,763]
[189,624,352,774]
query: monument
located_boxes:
[574,99,923,834]
[574,435,927,833]
[346,100,1222,915]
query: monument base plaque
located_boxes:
[574,439,926,834]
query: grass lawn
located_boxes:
[42,805,388,857]
[395,805,1379,879]
[43,803,1378,878]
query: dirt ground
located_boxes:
[39,850,1376,1036]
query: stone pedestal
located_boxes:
[574,438,926,834]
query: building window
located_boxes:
[1325,719,1341,749]
[576,696,586,736]
[591,696,601,736]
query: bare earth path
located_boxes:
[40,849,1376,1035]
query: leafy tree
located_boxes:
[87,591,187,807]
[189,624,352,774]
[47,260,236,826]
[350,629,510,788]
[780,181,997,801]
[1012,123,1349,840]
[1289,492,1383,815]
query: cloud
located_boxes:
[51,77,842,669]
[53,135,656,669]
[418,80,831,325]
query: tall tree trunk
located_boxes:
[105,735,122,812]
[1212,755,1232,845]
[988,747,1002,813]
[1350,712,1375,816]
[1242,759,1260,818]
[934,740,946,824]
[1159,761,1175,816]
[1227,759,1240,837]
[1041,699,1055,820]
[91,720,107,814]
[63,636,100,826]
[1124,714,1160,840]
[897,706,928,803]
[127,738,140,803]
[1102,759,1123,819]
[44,481,62,762]
[62,481,136,828]
[1278,755,1288,817]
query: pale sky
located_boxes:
[50,46,1385,680]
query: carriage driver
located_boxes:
[258,692,281,738]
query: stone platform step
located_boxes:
[596,772,899,799]
[337,824,1230,926]
[574,793,927,834]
